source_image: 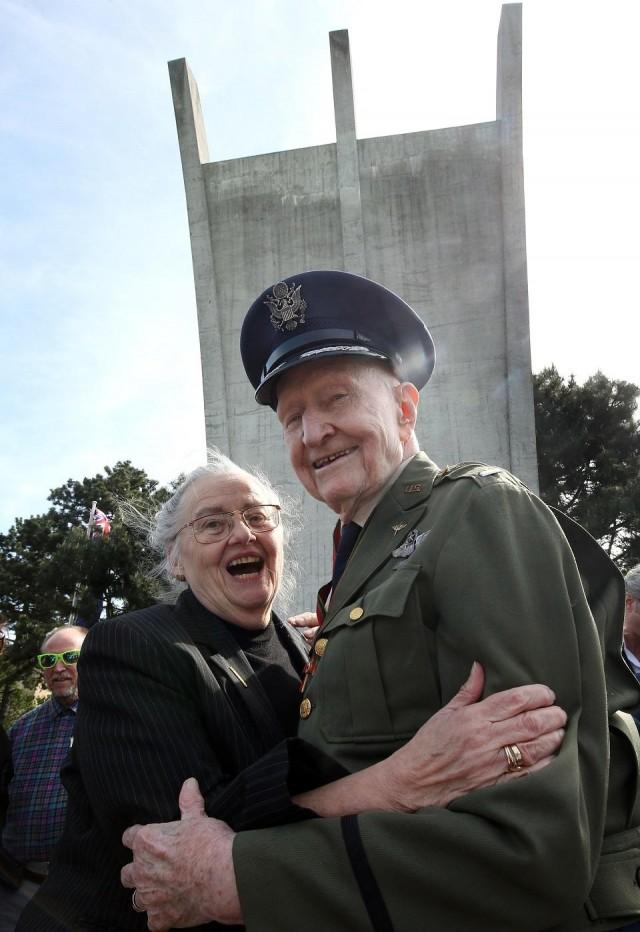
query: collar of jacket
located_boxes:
[325,452,440,621]
[175,588,306,668]
[173,589,306,750]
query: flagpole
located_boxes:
[86,501,97,539]
[67,501,98,624]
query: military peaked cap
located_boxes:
[240,270,436,408]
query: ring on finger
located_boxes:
[503,743,524,772]
[132,889,145,913]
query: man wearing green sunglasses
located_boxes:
[36,649,82,675]
[33,631,85,710]
[0,625,87,930]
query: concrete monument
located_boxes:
[169,3,537,609]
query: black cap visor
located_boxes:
[256,333,389,407]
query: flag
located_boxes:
[93,508,111,536]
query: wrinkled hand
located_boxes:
[121,778,241,930]
[382,662,567,811]
[287,610,320,642]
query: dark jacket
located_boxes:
[18,590,308,932]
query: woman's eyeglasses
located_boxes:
[36,650,81,670]
[179,504,281,545]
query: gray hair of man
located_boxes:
[121,449,299,615]
[625,565,640,602]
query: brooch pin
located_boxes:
[392,529,429,559]
[264,281,307,332]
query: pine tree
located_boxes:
[534,367,640,569]
[0,461,173,723]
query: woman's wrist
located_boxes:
[293,756,419,817]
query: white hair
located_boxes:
[625,565,640,601]
[120,448,299,615]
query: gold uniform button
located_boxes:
[299,698,312,719]
[314,638,328,657]
[349,607,364,621]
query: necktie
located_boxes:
[331,521,361,591]
[304,521,363,693]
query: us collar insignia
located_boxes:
[403,483,423,494]
[392,529,429,559]
[264,281,307,332]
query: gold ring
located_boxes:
[503,744,524,772]
[132,890,145,913]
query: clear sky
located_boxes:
[1,0,638,531]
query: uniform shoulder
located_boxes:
[434,462,528,491]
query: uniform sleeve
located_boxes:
[233,477,610,932]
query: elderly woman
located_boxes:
[19,452,564,931]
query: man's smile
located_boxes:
[313,447,356,470]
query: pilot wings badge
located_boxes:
[265,281,307,332]
[392,529,429,559]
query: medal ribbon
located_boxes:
[301,521,361,692]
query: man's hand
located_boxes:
[121,778,241,930]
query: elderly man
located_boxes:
[0,625,87,930]
[122,271,640,932]
[624,566,640,679]
[623,565,640,731]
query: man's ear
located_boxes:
[398,382,419,437]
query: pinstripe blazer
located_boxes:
[17,590,308,932]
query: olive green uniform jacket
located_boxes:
[234,454,640,932]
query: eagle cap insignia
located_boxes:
[265,281,307,332]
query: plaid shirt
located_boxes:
[2,697,77,862]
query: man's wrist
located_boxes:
[210,830,242,925]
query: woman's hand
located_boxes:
[294,662,566,816]
[287,611,320,642]
[380,661,566,811]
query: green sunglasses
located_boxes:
[36,650,81,670]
